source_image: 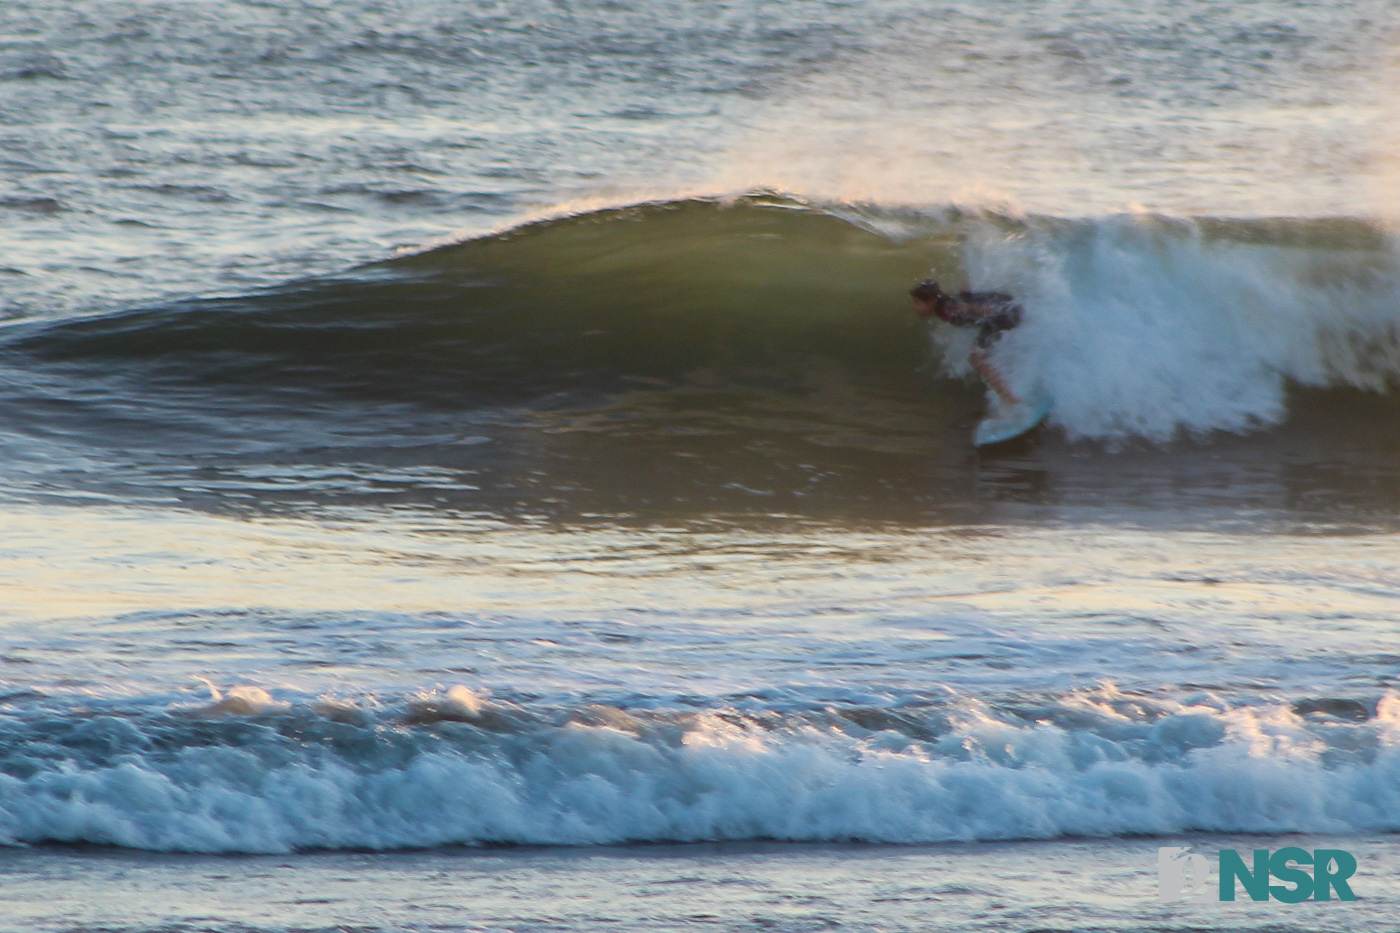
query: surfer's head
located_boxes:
[910,279,945,319]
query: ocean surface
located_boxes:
[3,0,1400,930]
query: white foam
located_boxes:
[190,683,292,717]
[954,214,1400,440]
[3,693,1399,853]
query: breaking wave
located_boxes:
[4,685,1400,853]
[4,194,1398,443]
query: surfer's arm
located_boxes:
[958,291,1015,313]
[962,296,1020,321]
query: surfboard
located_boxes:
[974,393,1053,447]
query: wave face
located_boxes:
[4,686,1400,853]
[3,195,1400,524]
[5,197,938,405]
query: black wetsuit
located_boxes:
[933,291,1023,349]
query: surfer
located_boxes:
[910,279,1023,406]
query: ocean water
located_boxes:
[3,0,1400,930]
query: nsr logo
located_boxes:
[1158,847,1358,903]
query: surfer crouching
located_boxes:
[910,279,1023,406]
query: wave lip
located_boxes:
[3,687,1399,853]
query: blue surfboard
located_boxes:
[974,393,1053,447]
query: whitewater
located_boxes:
[2,0,1400,931]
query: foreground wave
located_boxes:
[4,685,1400,853]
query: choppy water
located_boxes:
[3,1,1400,931]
